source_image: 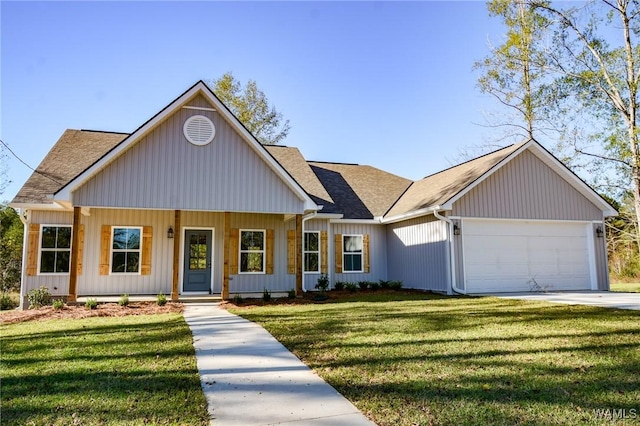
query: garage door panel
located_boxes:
[463,220,592,293]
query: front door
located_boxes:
[183,230,212,293]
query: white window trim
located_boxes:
[109,226,143,276]
[239,229,266,274]
[303,231,321,274]
[342,234,364,273]
[37,224,72,275]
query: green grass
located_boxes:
[230,293,640,426]
[610,281,640,292]
[1,314,209,425]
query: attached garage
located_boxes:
[462,219,595,293]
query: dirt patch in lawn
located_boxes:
[0,302,184,324]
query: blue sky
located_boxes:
[1,1,506,202]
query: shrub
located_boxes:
[262,288,271,302]
[333,281,345,291]
[379,280,390,289]
[389,280,403,290]
[287,289,296,299]
[0,293,18,310]
[85,299,98,310]
[369,281,381,291]
[118,294,130,306]
[315,274,330,293]
[157,293,168,306]
[52,299,64,310]
[233,293,244,304]
[345,282,358,292]
[27,286,52,309]
[358,281,369,291]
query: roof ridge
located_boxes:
[79,129,130,135]
[308,160,360,166]
[419,141,527,181]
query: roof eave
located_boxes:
[381,205,447,224]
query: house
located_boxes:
[11,81,617,307]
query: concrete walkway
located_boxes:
[183,303,375,426]
[492,291,640,310]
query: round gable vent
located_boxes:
[183,115,216,146]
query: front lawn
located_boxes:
[610,281,640,292]
[1,313,209,425]
[230,294,640,426]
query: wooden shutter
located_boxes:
[99,225,111,275]
[320,231,328,274]
[77,224,85,276]
[230,228,239,274]
[26,224,40,276]
[141,226,152,276]
[334,233,343,273]
[363,234,370,273]
[266,229,274,274]
[287,230,296,274]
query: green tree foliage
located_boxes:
[208,72,291,145]
[1,203,23,294]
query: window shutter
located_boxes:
[320,231,328,274]
[26,224,40,276]
[77,224,85,276]
[141,226,152,276]
[287,229,296,274]
[99,225,111,275]
[334,233,342,273]
[363,234,370,273]
[266,229,274,274]
[230,228,239,275]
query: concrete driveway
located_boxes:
[491,291,640,310]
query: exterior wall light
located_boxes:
[168,226,174,239]
[453,222,461,236]
[596,226,604,238]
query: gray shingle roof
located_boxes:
[385,142,525,218]
[11,129,128,205]
[308,162,412,219]
[264,145,334,207]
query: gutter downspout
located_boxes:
[433,210,466,295]
[17,209,30,309]
[301,211,318,292]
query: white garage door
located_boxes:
[463,219,593,293]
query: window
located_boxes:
[111,227,141,274]
[240,230,265,273]
[304,232,320,273]
[343,235,363,272]
[39,226,72,274]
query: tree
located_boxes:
[0,203,23,294]
[474,0,552,142]
[208,72,291,145]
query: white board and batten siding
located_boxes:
[451,149,609,291]
[331,223,387,284]
[386,215,449,292]
[72,95,305,214]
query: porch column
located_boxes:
[171,210,181,302]
[222,212,230,299]
[296,214,303,295]
[67,206,81,303]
